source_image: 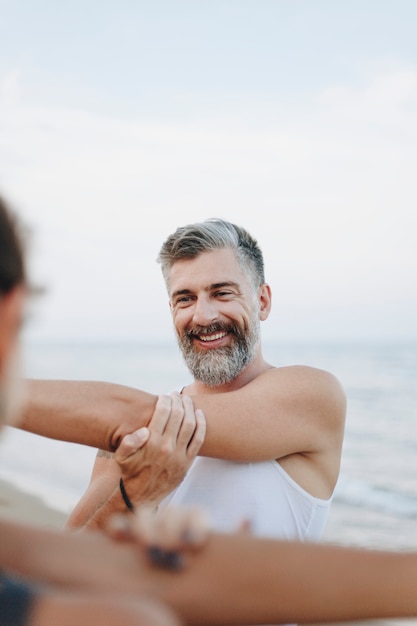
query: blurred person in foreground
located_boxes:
[3,195,417,626]
[0,195,186,626]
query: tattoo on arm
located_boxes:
[96,448,115,459]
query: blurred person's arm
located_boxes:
[153,533,417,625]
[0,519,177,626]
[29,589,177,626]
[2,514,417,625]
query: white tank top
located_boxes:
[160,456,332,541]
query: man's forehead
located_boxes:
[168,248,246,292]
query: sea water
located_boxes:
[0,339,416,551]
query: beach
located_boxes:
[0,477,66,529]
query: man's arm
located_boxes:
[191,365,345,460]
[23,365,345,462]
[21,379,158,452]
[23,367,345,529]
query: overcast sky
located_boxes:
[1,0,416,344]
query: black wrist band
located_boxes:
[119,478,135,513]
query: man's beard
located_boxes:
[177,320,260,387]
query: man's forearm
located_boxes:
[66,481,140,531]
[21,380,158,452]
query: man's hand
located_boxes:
[115,393,206,507]
[65,393,205,530]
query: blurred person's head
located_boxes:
[0,195,27,428]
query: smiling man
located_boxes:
[29,219,346,543]
[168,246,267,389]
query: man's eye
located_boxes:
[175,296,193,305]
[215,291,232,297]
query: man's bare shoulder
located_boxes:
[254,364,346,426]
[257,363,344,389]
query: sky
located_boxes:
[1,0,416,344]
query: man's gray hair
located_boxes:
[157,218,265,288]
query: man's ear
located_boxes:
[258,284,272,321]
[0,287,24,376]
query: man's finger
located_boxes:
[186,408,206,457]
[115,427,150,461]
[162,392,187,439]
[147,394,173,434]
[175,394,198,447]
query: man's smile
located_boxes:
[197,331,228,342]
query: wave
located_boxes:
[334,474,417,519]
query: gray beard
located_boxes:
[178,322,259,387]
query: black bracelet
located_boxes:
[119,478,135,513]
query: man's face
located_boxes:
[168,248,261,387]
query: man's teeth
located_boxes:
[198,332,227,342]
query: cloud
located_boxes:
[0,70,20,107]
[1,63,417,341]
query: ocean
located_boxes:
[0,338,416,552]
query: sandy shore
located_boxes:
[0,478,67,529]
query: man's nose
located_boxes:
[192,297,219,325]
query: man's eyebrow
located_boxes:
[211,281,240,290]
[172,282,239,298]
[171,288,193,299]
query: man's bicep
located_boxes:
[191,367,345,462]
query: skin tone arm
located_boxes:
[155,534,417,625]
[2,512,417,626]
[21,379,158,452]
[111,508,417,624]
[0,517,179,626]
[29,592,178,626]
[23,366,345,466]
[66,393,206,529]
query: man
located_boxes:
[28,219,346,541]
[4,199,417,626]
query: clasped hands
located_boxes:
[114,392,206,509]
